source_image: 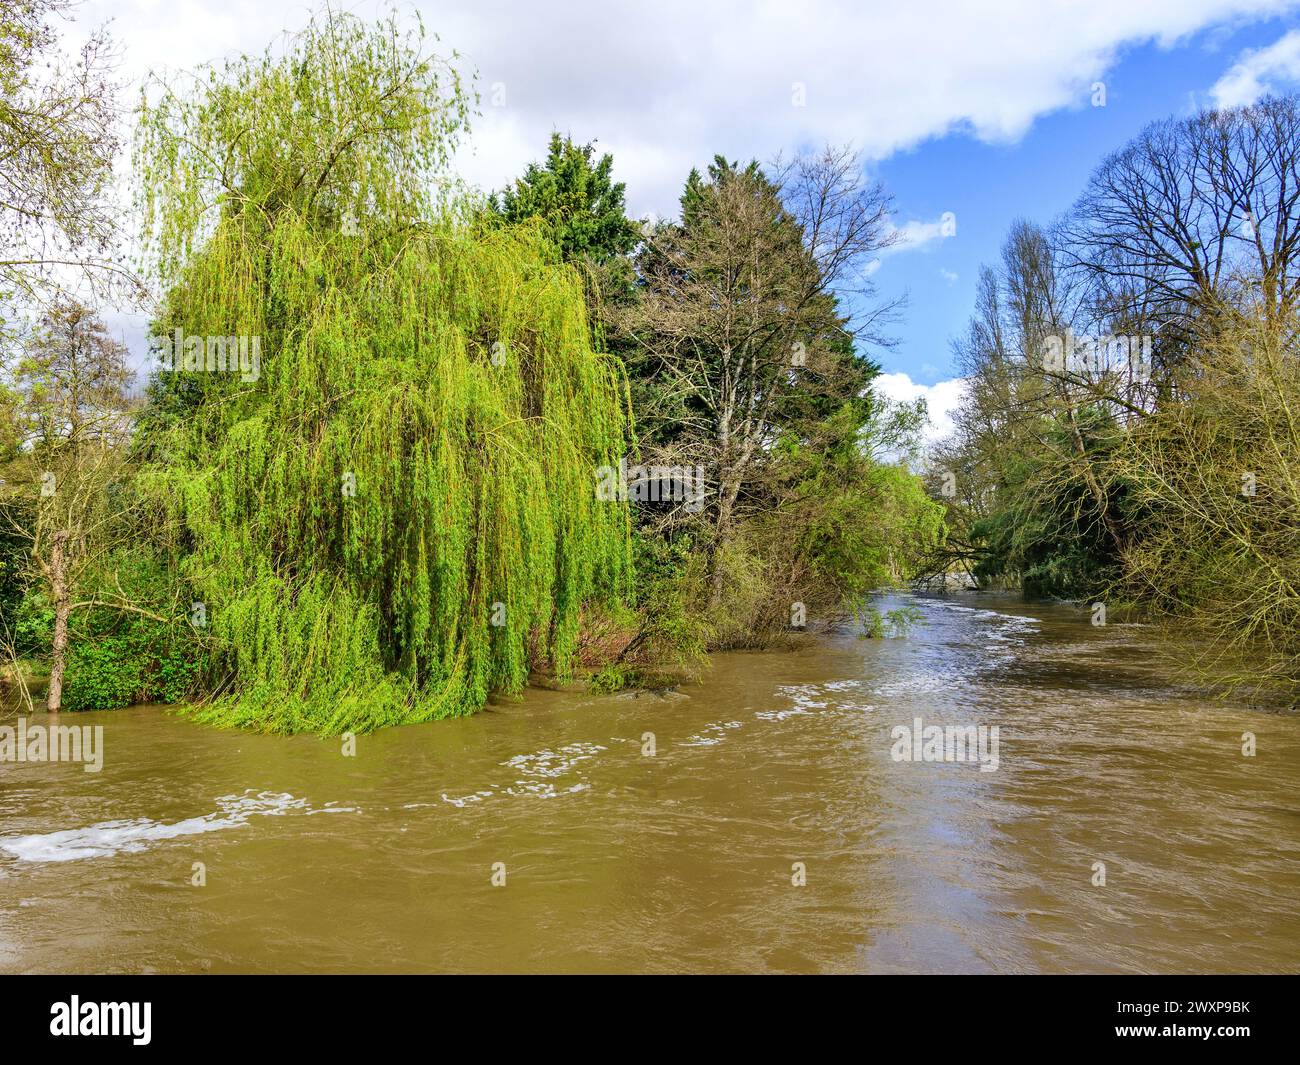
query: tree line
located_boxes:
[12,3,1289,724]
[0,3,941,728]
[925,96,1300,703]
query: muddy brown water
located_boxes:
[1,592,1297,974]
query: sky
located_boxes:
[72,0,1300,438]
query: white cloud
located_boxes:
[1210,28,1300,106]
[81,0,1300,219]
[854,214,957,278]
[62,0,1300,367]
[887,216,956,254]
[872,372,967,444]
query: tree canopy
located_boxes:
[133,10,633,733]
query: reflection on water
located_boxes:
[1,592,1297,973]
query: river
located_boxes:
[2,592,1297,973]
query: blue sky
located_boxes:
[868,12,1300,389]
[75,1,1300,432]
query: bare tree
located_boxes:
[1061,96,1300,341]
[0,0,130,309]
[2,300,166,711]
[621,146,899,603]
[14,297,133,449]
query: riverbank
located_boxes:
[2,592,1296,974]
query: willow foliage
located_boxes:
[1118,313,1300,702]
[134,9,632,732]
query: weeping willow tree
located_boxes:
[133,8,632,733]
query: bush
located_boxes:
[1116,312,1300,703]
[62,618,206,711]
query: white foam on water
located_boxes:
[678,720,743,747]
[439,790,494,808]
[774,684,830,712]
[925,601,1041,625]
[305,802,359,815]
[501,742,606,779]
[503,781,589,799]
[0,790,311,864]
[478,742,609,800]
[755,707,813,722]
